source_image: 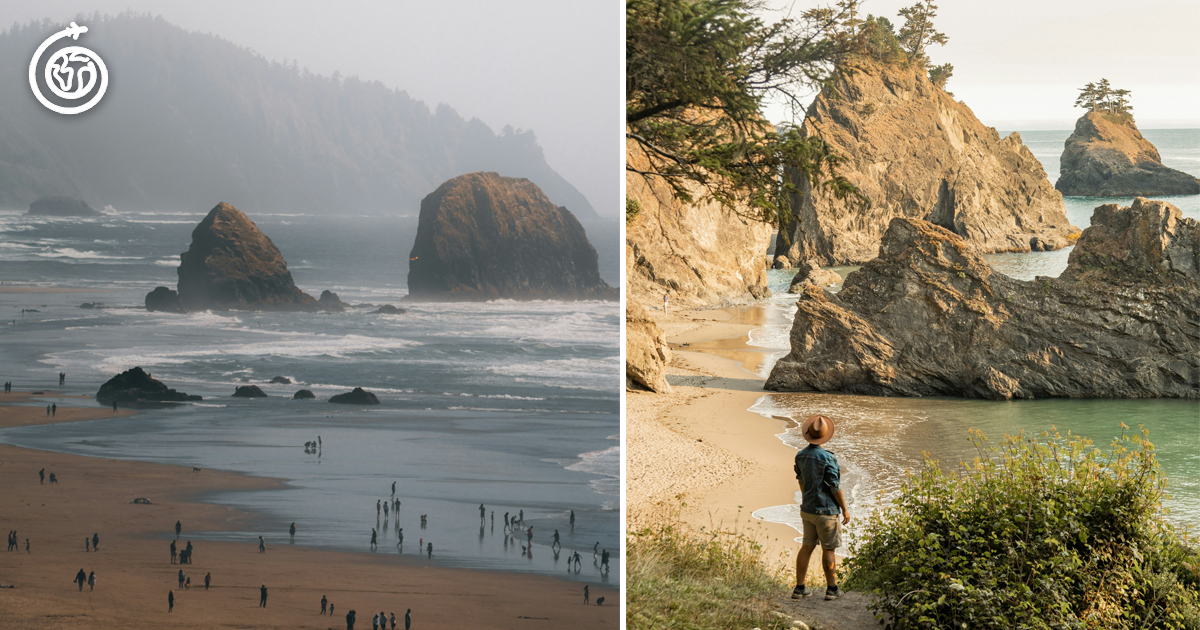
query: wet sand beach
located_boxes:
[0,392,617,629]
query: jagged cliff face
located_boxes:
[405,172,614,301]
[625,299,672,393]
[778,62,1078,265]
[177,203,318,311]
[1056,112,1200,197]
[625,140,772,309]
[765,198,1199,399]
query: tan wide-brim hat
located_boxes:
[800,414,835,445]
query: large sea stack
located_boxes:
[405,172,615,301]
[27,196,102,217]
[765,198,1199,399]
[777,61,1079,265]
[175,203,319,311]
[96,367,202,405]
[1056,112,1200,197]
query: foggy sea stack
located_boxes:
[27,196,102,217]
[405,172,616,301]
[1056,112,1200,197]
[176,203,319,312]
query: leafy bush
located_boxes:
[627,196,643,223]
[846,427,1200,629]
[628,504,791,630]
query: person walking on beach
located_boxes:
[259,584,268,607]
[583,584,589,605]
[91,533,97,550]
[390,611,397,629]
[397,528,403,550]
[170,540,176,563]
[86,537,91,552]
[46,404,51,416]
[39,468,44,484]
[593,542,599,559]
[600,548,610,573]
[479,504,486,523]
[178,569,185,589]
[290,522,296,542]
[790,415,850,601]
[552,529,561,551]
[168,589,174,612]
[405,608,411,630]
[502,512,509,533]
[321,595,328,615]
[75,568,87,591]
[373,613,380,630]
[383,501,389,518]
[426,541,433,559]
[377,500,381,518]
[391,481,396,496]
[175,520,181,539]
[51,403,56,416]
[346,609,355,630]
[204,572,210,590]
[518,509,524,526]
[185,540,193,564]
[370,528,378,551]
[88,571,96,591]
[259,536,266,553]
[570,510,575,528]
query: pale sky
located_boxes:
[1,0,621,217]
[763,0,1200,129]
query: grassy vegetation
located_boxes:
[626,196,642,223]
[845,427,1200,629]
[627,504,794,630]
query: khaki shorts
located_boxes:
[800,511,841,550]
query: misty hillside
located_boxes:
[0,13,598,218]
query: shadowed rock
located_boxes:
[176,203,318,311]
[145,286,185,313]
[1057,112,1200,197]
[293,389,316,400]
[318,290,346,312]
[788,260,842,293]
[27,196,101,217]
[328,387,380,405]
[766,198,1199,399]
[372,304,406,314]
[232,385,267,398]
[96,367,201,405]
[406,172,616,301]
[269,376,292,385]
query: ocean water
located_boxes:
[0,210,620,583]
[750,129,1200,541]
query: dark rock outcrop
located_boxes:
[96,367,201,404]
[372,305,406,315]
[406,172,616,301]
[318,290,346,312]
[329,387,380,405]
[269,376,292,385]
[1056,112,1200,197]
[176,203,318,311]
[626,300,672,393]
[27,196,101,217]
[145,287,186,313]
[232,385,267,398]
[765,198,1199,399]
[777,61,1078,266]
[787,260,842,293]
[293,389,316,400]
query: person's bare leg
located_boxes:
[822,549,837,587]
[795,544,816,587]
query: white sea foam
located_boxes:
[566,446,620,496]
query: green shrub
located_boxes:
[846,427,1199,629]
[628,505,791,630]
[626,196,643,223]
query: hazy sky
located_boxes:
[762,0,1200,129]
[2,0,621,217]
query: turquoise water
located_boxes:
[754,131,1200,539]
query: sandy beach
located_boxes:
[0,392,617,629]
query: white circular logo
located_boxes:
[29,22,109,115]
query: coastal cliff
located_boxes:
[625,140,772,308]
[1056,112,1200,197]
[405,172,615,301]
[777,61,1078,265]
[625,299,672,393]
[765,198,1199,399]
[175,203,319,312]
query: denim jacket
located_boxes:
[794,444,841,515]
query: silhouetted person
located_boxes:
[49,473,57,484]
[88,571,95,591]
[346,609,355,630]
[46,404,50,416]
[391,481,396,496]
[204,572,210,590]
[75,568,87,591]
[51,403,56,416]
[185,540,193,564]
[259,584,268,607]
[373,613,380,630]
[370,528,377,550]
[519,509,524,525]
[397,528,403,550]
[168,590,174,612]
[178,569,185,588]
[601,548,610,573]
[112,400,117,412]
[390,611,397,629]
[290,522,296,542]
[170,540,176,563]
[377,500,381,517]
[405,609,411,630]
[39,468,44,484]
[570,510,575,528]
[259,536,265,553]
[426,542,432,559]
[552,529,561,550]
[91,533,98,551]
[321,595,328,615]
[175,520,181,538]
[503,512,509,532]
[86,537,90,552]
[583,584,589,604]
[479,504,485,522]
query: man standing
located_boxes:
[39,468,44,484]
[405,609,411,630]
[74,568,87,591]
[204,572,211,590]
[790,415,850,601]
[290,522,296,543]
[321,595,328,615]
[259,584,268,607]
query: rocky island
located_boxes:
[27,196,102,217]
[405,172,616,301]
[1056,112,1200,197]
[776,61,1079,265]
[96,367,202,405]
[765,198,1199,399]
